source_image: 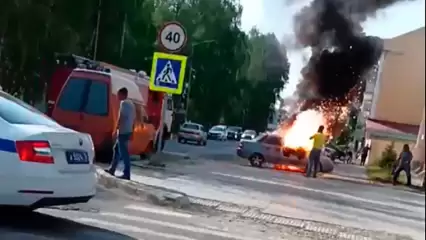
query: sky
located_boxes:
[240,0,425,98]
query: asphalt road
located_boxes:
[164,139,238,160]
[140,139,426,240]
[0,186,293,240]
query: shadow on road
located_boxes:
[0,211,136,240]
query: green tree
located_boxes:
[238,29,290,131]
[378,142,398,169]
[0,0,289,130]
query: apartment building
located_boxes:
[359,27,425,165]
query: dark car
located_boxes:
[227,126,243,140]
[236,133,334,173]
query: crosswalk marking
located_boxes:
[79,218,194,240]
[90,212,260,240]
[124,204,192,218]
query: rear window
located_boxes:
[0,91,59,126]
[84,80,108,116]
[57,78,108,116]
[182,124,200,130]
[57,78,87,112]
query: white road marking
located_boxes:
[78,218,192,240]
[124,204,192,218]
[94,212,260,240]
[211,172,424,211]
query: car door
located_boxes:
[261,135,283,164]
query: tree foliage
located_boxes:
[0,0,289,130]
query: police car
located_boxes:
[0,87,96,211]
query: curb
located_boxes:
[95,167,190,208]
[320,173,386,186]
[321,174,425,194]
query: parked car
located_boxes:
[227,126,243,140]
[241,129,257,140]
[177,122,207,146]
[0,89,96,211]
[236,133,334,173]
[208,125,227,141]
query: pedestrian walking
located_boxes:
[360,144,370,166]
[306,125,326,178]
[393,144,413,186]
[105,87,136,180]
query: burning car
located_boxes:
[236,133,334,173]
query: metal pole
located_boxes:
[185,68,194,121]
[93,0,102,60]
[157,94,167,152]
[119,13,127,59]
[183,40,216,120]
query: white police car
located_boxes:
[0,89,96,211]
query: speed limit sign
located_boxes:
[158,22,187,52]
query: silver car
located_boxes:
[241,129,257,140]
[236,133,334,173]
[178,122,207,146]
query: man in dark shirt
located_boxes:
[393,144,413,186]
[360,145,370,166]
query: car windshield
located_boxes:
[0,91,60,127]
[244,130,256,134]
[211,126,225,131]
[182,124,200,130]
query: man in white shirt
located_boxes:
[105,87,135,180]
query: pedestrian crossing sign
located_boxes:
[149,52,187,95]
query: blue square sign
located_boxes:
[149,52,187,95]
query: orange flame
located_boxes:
[277,110,329,151]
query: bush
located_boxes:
[378,142,398,169]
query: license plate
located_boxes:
[65,151,89,164]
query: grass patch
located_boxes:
[366,165,406,184]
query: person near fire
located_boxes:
[306,125,326,178]
[360,144,370,166]
[392,144,412,186]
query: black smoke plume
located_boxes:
[293,0,412,110]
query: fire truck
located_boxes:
[45,54,171,159]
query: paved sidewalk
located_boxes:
[322,163,425,190]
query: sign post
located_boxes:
[150,22,188,153]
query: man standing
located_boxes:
[105,87,136,180]
[393,144,413,186]
[360,144,370,166]
[306,125,326,178]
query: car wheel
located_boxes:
[249,153,265,168]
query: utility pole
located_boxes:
[119,13,127,59]
[184,40,216,120]
[93,0,102,60]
